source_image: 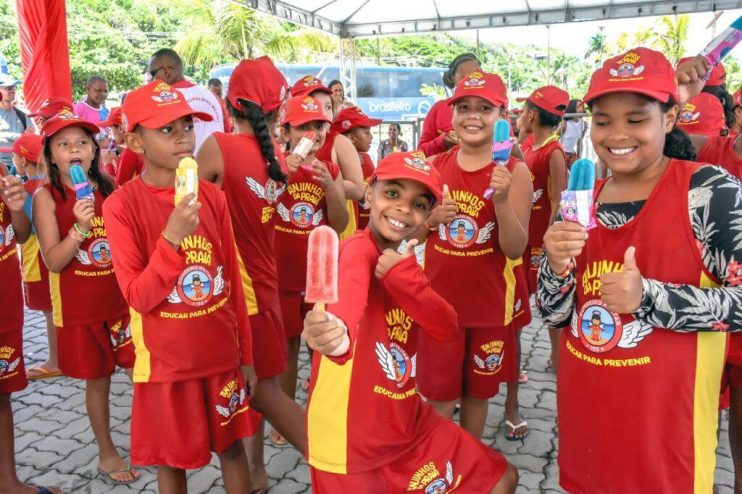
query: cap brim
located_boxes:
[98,119,120,128]
[371,170,442,204]
[0,146,12,153]
[43,120,101,139]
[448,94,507,108]
[584,87,673,105]
[135,109,213,131]
[284,115,331,127]
[529,99,567,117]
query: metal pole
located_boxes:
[546,24,551,85]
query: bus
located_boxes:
[209,64,446,121]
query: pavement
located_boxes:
[10,305,738,493]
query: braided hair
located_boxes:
[228,98,287,183]
[443,53,480,89]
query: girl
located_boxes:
[676,92,727,138]
[103,80,258,493]
[418,53,481,157]
[518,85,569,371]
[32,112,138,484]
[196,56,307,493]
[538,47,742,493]
[417,71,533,441]
[98,107,144,185]
[12,133,61,380]
[275,94,347,431]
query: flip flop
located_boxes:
[97,465,139,485]
[504,419,529,441]
[26,365,63,381]
[268,428,288,446]
[30,485,60,494]
[518,368,528,384]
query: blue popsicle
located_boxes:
[69,164,95,202]
[484,120,513,199]
[567,159,595,191]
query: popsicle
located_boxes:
[69,164,95,202]
[483,119,513,199]
[700,16,742,78]
[174,157,199,206]
[293,131,317,171]
[568,159,596,191]
[305,225,339,310]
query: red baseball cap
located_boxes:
[448,71,508,108]
[584,47,678,104]
[12,133,43,163]
[121,81,213,132]
[228,56,288,113]
[330,106,382,134]
[676,92,726,138]
[28,97,73,119]
[370,151,442,204]
[524,85,570,116]
[281,96,331,127]
[678,56,726,87]
[290,76,332,98]
[98,107,122,128]
[41,109,100,139]
[733,90,742,108]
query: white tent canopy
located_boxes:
[248,0,742,38]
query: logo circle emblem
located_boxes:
[177,265,214,307]
[577,300,623,353]
[228,392,239,413]
[389,342,412,389]
[290,202,315,228]
[88,238,112,268]
[0,360,7,374]
[617,63,634,77]
[446,214,477,249]
[485,354,501,372]
[425,479,448,494]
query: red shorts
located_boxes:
[311,416,508,493]
[131,369,259,469]
[0,328,28,394]
[417,324,517,401]
[279,290,312,339]
[57,315,135,380]
[23,280,52,312]
[511,259,533,331]
[526,244,543,296]
[250,305,288,379]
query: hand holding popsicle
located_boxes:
[174,157,199,206]
[488,167,512,204]
[484,120,513,200]
[69,164,95,202]
[72,198,96,233]
[163,193,201,248]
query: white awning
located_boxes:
[247,0,742,37]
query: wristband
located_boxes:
[161,231,180,247]
[68,227,85,243]
[73,223,92,239]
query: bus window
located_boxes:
[357,69,389,98]
[388,70,419,98]
[417,70,445,95]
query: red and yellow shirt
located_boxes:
[0,200,23,332]
[522,135,566,247]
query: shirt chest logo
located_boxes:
[277,202,322,228]
[437,215,494,249]
[375,341,415,389]
[75,238,112,268]
[246,177,285,204]
[573,300,653,354]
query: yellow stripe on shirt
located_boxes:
[21,235,41,282]
[130,308,151,383]
[502,257,522,326]
[49,271,63,327]
[236,249,259,316]
[338,200,357,241]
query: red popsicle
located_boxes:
[305,225,339,310]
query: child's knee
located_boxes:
[490,462,518,494]
[218,440,245,461]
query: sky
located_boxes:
[453,9,742,59]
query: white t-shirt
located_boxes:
[561,119,584,154]
[172,81,224,152]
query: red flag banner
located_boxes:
[15,0,72,114]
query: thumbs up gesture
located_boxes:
[375,239,418,279]
[599,246,643,314]
[427,184,458,230]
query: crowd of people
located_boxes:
[0,39,741,494]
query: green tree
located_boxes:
[585,32,606,66]
[651,15,689,64]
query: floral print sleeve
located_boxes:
[537,165,742,332]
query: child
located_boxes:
[302,151,517,493]
[32,111,138,484]
[12,133,61,380]
[518,85,569,371]
[538,47,740,493]
[98,107,145,185]
[103,80,258,493]
[330,106,382,230]
[196,56,307,492]
[291,76,365,233]
[676,92,727,138]
[28,97,73,125]
[0,153,62,494]
[417,71,533,442]
[275,94,347,422]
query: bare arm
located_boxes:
[32,189,82,273]
[333,134,365,200]
[195,134,225,187]
[494,162,532,259]
[548,150,568,226]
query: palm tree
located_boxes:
[173,0,336,68]
[650,15,690,64]
[584,32,606,66]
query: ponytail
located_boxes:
[229,98,287,184]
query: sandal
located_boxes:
[30,485,62,494]
[504,419,529,441]
[268,428,288,446]
[97,465,139,485]
[518,368,528,384]
[26,365,63,381]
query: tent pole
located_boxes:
[339,37,357,101]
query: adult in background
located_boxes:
[208,78,232,133]
[0,74,28,169]
[377,122,408,161]
[73,75,110,124]
[559,99,586,167]
[328,79,353,113]
[418,53,480,157]
[147,49,226,150]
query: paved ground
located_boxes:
[10,306,737,493]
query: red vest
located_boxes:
[0,200,23,332]
[560,159,726,493]
[46,185,127,327]
[523,136,566,247]
[315,131,338,163]
[357,152,375,230]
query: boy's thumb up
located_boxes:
[623,246,638,272]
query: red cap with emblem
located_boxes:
[28,97,74,119]
[676,92,726,138]
[584,47,678,104]
[121,81,213,132]
[290,75,333,98]
[228,56,288,113]
[678,56,726,87]
[98,107,122,128]
[281,96,331,127]
[370,151,442,204]
[41,109,100,139]
[11,133,43,163]
[448,71,508,108]
[524,85,570,116]
[330,106,382,134]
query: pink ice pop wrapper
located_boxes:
[305,225,339,308]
